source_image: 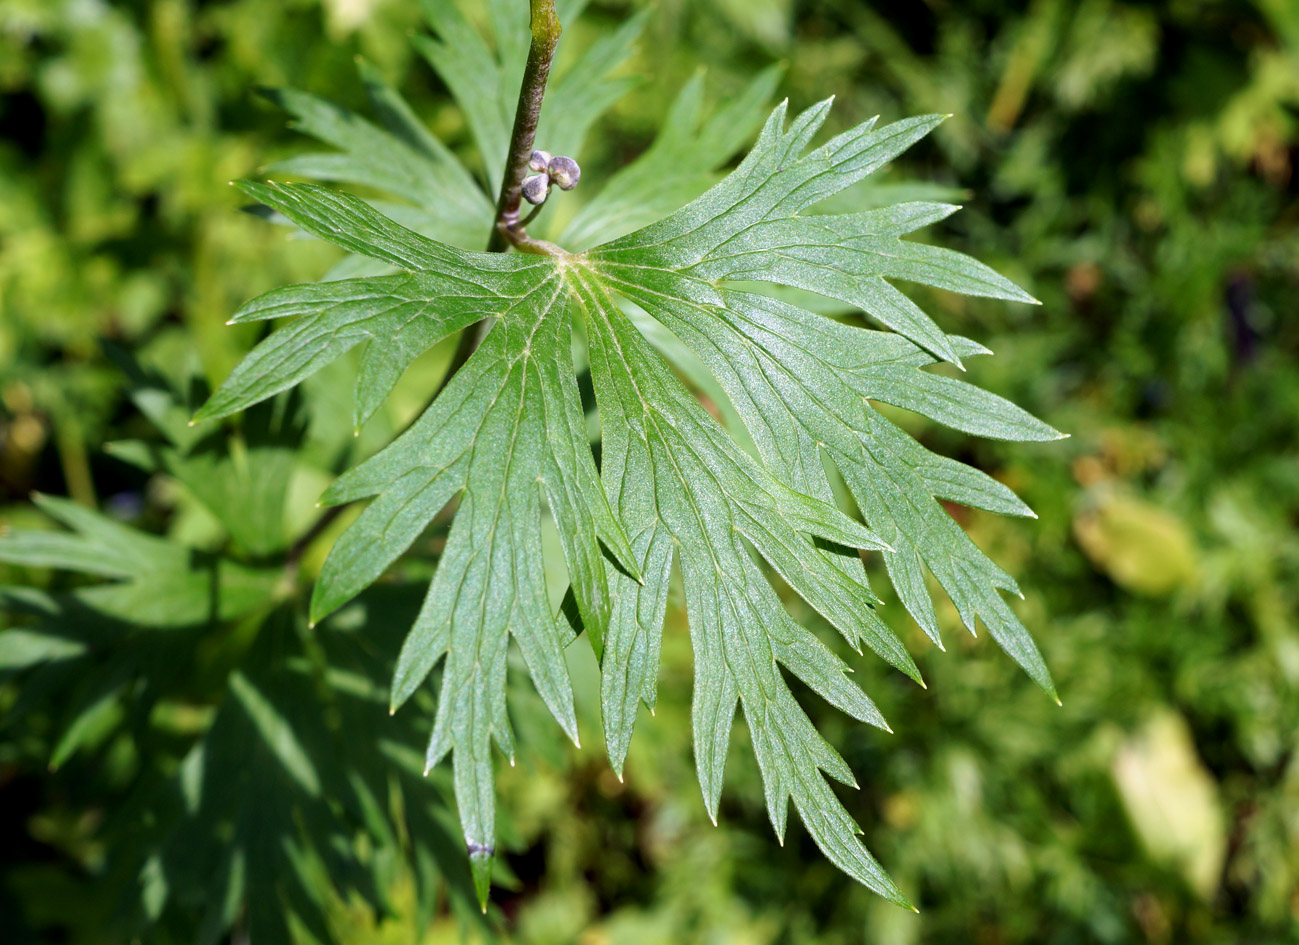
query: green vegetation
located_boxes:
[2,1,1296,943]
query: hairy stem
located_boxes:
[487,0,563,254]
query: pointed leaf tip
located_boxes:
[469,849,493,913]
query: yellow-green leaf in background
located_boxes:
[1112,709,1226,899]
[1074,488,1198,595]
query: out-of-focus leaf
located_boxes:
[261,83,492,251]
[1113,710,1227,899]
[0,628,88,670]
[1074,488,1199,596]
[0,495,279,630]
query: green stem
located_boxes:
[403,1,563,462]
[487,0,563,254]
[289,1,564,576]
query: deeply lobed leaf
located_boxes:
[1,496,483,940]
[202,86,1060,907]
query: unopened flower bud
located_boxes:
[521,173,551,205]
[528,149,552,173]
[547,155,581,191]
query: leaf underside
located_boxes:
[196,3,1062,909]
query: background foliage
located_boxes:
[2,0,1297,943]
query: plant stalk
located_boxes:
[289,1,563,578]
[487,0,563,254]
[442,0,562,421]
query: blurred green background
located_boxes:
[1,0,1297,943]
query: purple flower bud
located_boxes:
[547,155,581,191]
[521,173,551,205]
[528,149,553,173]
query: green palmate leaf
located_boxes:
[0,496,281,771]
[262,82,492,252]
[0,500,483,939]
[0,494,277,627]
[203,95,1060,906]
[142,602,482,945]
